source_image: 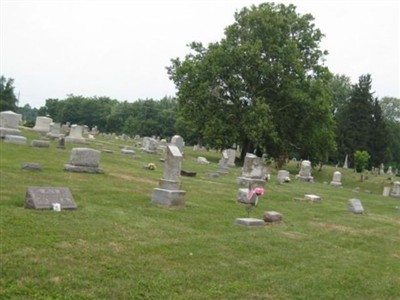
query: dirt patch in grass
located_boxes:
[282,231,308,240]
[367,213,400,225]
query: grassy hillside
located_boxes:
[1,128,399,300]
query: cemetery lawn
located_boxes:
[1,128,399,300]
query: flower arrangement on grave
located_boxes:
[146,163,156,170]
[245,187,265,216]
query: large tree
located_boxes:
[167,3,335,167]
[0,76,18,111]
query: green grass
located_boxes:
[1,128,399,299]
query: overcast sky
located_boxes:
[1,0,399,108]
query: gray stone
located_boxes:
[330,171,342,187]
[226,149,236,167]
[151,145,186,208]
[197,157,210,164]
[296,160,313,182]
[151,188,185,208]
[277,170,290,184]
[235,218,265,227]
[64,148,103,173]
[390,181,400,198]
[4,135,26,144]
[382,186,391,197]
[263,211,283,223]
[0,111,22,138]
[21,163,42,171]
[33,116,53,133]
[348,198,364,214]
[65,125,86,144]
[170,135,184,153]
[241,153,267,179]
[25,187,77,210]
[304,194,321,202]
[31,140,50,148]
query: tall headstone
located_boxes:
[390,181,400,198]
[217,150,229,175]
[65,125,86,144]
[226,149,236,167]
[33,116,53,133]
[387,166,393,176]
[151,145,186,207]
[343,155,348,169]
[296,160,313,182]
[236,153,267,189]
[379,163,385,175]
[0,110,23,138]
[64,148,103,173]
[170,135,184,153]
[330,171,342,187]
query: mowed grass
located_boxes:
[1,128,399,300]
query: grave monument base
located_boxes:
[152,188,186,207]
[63,164,103,173]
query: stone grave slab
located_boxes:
[304,194,321,202]
[25,187,77,210]
[263,211,283,223]
[235,218,265,227]
[348,198,364,214]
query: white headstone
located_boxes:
[348,199,364,214]
[65,125,86,144]
[296,160,313,182]
[33,116,53,133]
[390,181,400,198]
[171,135,184,153]
[0,110,23,137]
[277,170,290,184]
[330,171,342,187]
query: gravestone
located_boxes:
[277,170,290,184]
[217,150,229,175]
[343,154,348,169]
[382,186,391,197]
[64,148,103,173]
[170,135,184,153]
[226,149,236,167]
[33,116,53,133]
[235,218,265,227]
[21,163,42,171]
[31,140,50,148]
[65,125,86,144]
[304,194,321,202]
[57,136,66,149]
[263,211,283,223]
[142,137,158,154]
[379,163,385,175]
[236,153,267,189]
[151,145,186,207]
[197,157,210,164]
[4,135,26,144]
[387,166,393,176]
[390,181,400,198]
[296,160,313,182]
[46,122,62,139]
[348,198,364,214]
[0,110,23,138]
[330,171,342,187]
[25,187,77,210]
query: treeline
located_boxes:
[31,95,178,138]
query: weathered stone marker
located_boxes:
[25,187,77,210]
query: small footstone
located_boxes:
[263,211,283,223]
[235,218,265,227]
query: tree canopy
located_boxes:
[167,3,335,166]
[0,76,18,112]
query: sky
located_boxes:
[1,0,399,108]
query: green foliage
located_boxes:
[167,3,335,165]
[38,96,178,137]
[354,150,370,172]
[0,76,18,111]
[17,104,38,125]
